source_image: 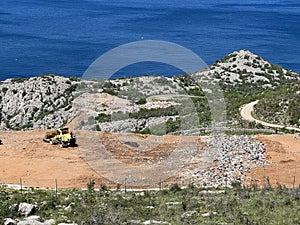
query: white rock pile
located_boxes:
[191,135,269,187]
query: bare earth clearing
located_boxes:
[247,134,300,188]
[0,130,299,188]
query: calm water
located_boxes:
[0,0,300,80]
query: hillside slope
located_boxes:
[253,82,300,128]
[195,49,298,88]
[0,50,298,133]
[0,75,80,130]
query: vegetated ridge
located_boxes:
[0,49,298,134]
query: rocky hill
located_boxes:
[0,50,298,132]
[195,49,298,88]
[0,75,80,130]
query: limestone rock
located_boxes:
[17,220,43,225]
[43,219,56,225]
[57,223,78,225]
[4,218,17,225]
[18,203,36,217]
[24,216,40,221]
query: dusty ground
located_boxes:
[0,130,205,189]
[240,101,300,187]
[0,130,299,189]
[246,134,300,188]
[0,130,105,189]
[76,130,206,187]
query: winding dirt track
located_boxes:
[240,100,300,132]
[240,101,300,187]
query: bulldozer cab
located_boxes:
[57,127,69,135]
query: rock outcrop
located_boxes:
[0,75,80,130]
[0,50,298,132]
[195,49,298,87]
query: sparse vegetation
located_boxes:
[129,106,178,120]
[1,50,300,224]
[69,76,81,82]
[0,50,299,132]
[95,113,111,123]
[254,81,300,127]
[11,77,29,83]
[0,184,299,224]
[140,118,181,135]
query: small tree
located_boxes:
[87,179,95,193]
[169,183,181,193]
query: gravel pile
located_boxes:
[191,135,269,187]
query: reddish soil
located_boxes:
[0,130,105,189]
[1,130,299,189]
[0,130,204,189]
[100,132,203,165]
[246,134,300,188]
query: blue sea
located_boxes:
[0,0,300,80]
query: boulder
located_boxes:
[4,218,17,225]
[24,216,40,221]
[18,203,36,216]
[142,220,170,225]
[64,202,75,211]
[17,220,43,225]
[57,223,78,225]
[44,219,56,225]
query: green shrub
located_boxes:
[11,77,29,83]
[102,88,118,96]
[64,84,79,95]
[69,76,81,82]
[136,98,147,105]
[95,113,111,123]
[0,185,299,224]
[169,183,181,193]
[95,124,101,131]
[87,180,95,193]
[2,87,8,93]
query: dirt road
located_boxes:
[240,101,300,132]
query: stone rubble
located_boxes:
[190,135,269,187]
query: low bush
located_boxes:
[0,185,298,224]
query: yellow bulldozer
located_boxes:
[43,127,76,148]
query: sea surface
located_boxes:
[0,0,300,80]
